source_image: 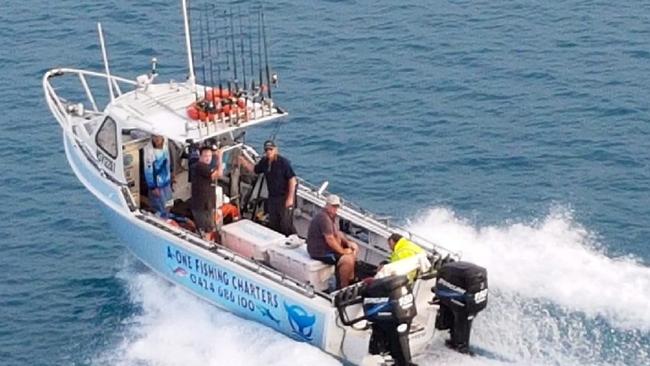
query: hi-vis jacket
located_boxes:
[389,237,425,263]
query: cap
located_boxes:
[263,140,276,150]
[326,195,341,207]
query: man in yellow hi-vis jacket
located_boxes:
[388,233,424,263]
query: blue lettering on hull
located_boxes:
[100,206,326,347]
[163,244,324,343]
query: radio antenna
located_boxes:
[96,23,115,102]
[181,0,196,87]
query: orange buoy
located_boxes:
[198,109,208,121]
[187,104,199,120]
[222,104,232,115]
[212,89,230,98]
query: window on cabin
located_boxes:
[96,117,118,158]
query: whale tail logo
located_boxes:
[284,302,316,341]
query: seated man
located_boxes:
[190,145,224,240]
[387,233,425,263]
[144,134,175,218]
[385,233,425,281]
[306,195,358,288]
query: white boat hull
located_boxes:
[63,133,339,352]
[62,129,446,365]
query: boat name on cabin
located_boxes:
[96,151,115,172]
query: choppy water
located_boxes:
[1,1,649,365]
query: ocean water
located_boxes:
[1,0,649,365]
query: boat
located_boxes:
[42,2,489,365]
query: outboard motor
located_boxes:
[335,275,417,366]
[433,261,488,354]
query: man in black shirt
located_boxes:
[240,140,297,235]
[191,146,223,240]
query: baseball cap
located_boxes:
[263,140,276,150]
[326,195,341,207]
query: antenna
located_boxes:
[97,22,115,102]
[181,0,196,87]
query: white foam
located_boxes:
[408,206,650,330]
[93,206,650,366]
[93,268,340,366]
[407,206,650,365]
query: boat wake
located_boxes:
[410,206,650,366]
[94,206,650,366]
[92,266,339,366]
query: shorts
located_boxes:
[311,253,341,265]
[192,208,216,233]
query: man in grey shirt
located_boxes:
[307,195,358,288]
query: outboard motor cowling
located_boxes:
[433,261,488,354]
[334,275,417,366]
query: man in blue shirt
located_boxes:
[144,134,174,218]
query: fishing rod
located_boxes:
[210,3,224,95]
[216,38,224,95]
[197,6,207,87]
[247,13,255,92]
[246,13,255,95]
[261,7,272,99]
[238,7,247,92]
[205,3,215,89]
[257,9,264,98]
[229,8,239,92]
[222,10,230,73]
[221,9,233,96]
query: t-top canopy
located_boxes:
[108,81,286,143]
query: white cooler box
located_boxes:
[268,242,335,291]
[221,219,286,261]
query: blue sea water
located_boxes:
[1,0,650,365]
